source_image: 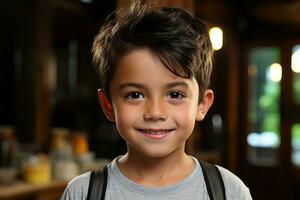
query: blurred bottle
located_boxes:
[72,132,88,156]
[50,128,70,151]
[50,128,79,181]
[0,126,16,167]
[0,126,17,183]
[72,132,96,173]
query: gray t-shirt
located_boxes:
[60,157,252,200]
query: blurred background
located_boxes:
[1,0,300,199]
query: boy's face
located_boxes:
[98,49,213,158]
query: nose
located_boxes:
[143,98,167,121]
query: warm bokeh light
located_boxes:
[292,49,300,73]
[209,27,223,51]
[269,63,282,82]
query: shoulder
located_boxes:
[216,166,252,200]
[67,171,91,190]
[60,171,91,200]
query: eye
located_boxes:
[125,92,144,100]
[168,91,185,99]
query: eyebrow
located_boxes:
[117,81,189,90]
[164,81,189,89]
[118,82,145,90]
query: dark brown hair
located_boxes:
[92,1,213,100]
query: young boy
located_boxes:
[61,1,252,199]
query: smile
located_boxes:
[136,128,175,139]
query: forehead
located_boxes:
[110,48,199,90]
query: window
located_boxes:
[291,44,300,167]
[247,47,281,166]
[292,45,300,104]
[292,124,300,166]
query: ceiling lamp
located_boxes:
[209,27,223,51]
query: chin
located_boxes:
[139,147,181,159]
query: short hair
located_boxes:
[92,1,213,101]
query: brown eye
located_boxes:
[126,92,144,100]
[168,92,184,99]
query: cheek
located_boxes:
[172,104,197,129]
[113,104,139,129]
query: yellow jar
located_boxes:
[22,154,51,185]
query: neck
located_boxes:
[117,146,195,187]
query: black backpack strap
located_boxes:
[199,160,226,200]
[86,165,108,200]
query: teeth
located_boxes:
[147,131,164,135]
[140,129,171,135]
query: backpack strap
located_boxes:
[86,165,108,200]
[199,160,226,200]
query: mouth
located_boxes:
[136,128,175,139]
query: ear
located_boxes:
[196,89,214,121]
[98,89,115,122]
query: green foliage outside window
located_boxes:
[292,124,300,166]
[292,124,300,141]
[259,81,280,134]
[249,47,281,139]
[293,45,300,104]
[294,73,300,104]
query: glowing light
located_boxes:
[209,27,223,51]
[292,49,300,73]
[80,0,93,3]
[269,63,282,82]
[247,132,280,147]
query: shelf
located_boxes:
[0,180,67,200]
